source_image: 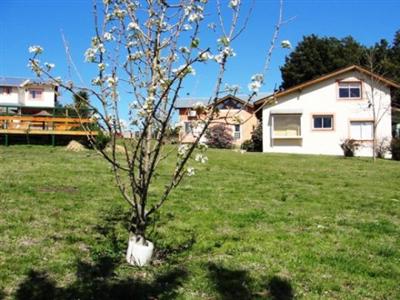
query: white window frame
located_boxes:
[312,115,334,130]
[233,124,241,140]
[350,121,374,140]
[338,82,362,100]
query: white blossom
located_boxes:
[188,12,203,23]
[229,0,240,9]
[126,41,137,48]
[195,154,208,164]
[91,76,103,86]
[178,144,190,156]
[103,32,113,41]
[197,141,208,150]
[127,51,143,61]
[172,65,195,77]
[114,8,126,19]
[187,167,195,176]
[214,47,235,64]
[28,45,44,54]
[248,74,264,93]
[127,21,140,31]
[281,40,292,49]
[44,62,55,70]
[183,24,192,31]
[84,48,97,62]
[98,63,106,71]
[222,47,236,57]
[106,76,118,87]
[199,51,213,61]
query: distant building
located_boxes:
[0,77,58,114]
[176,93,268,146]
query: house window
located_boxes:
[0,87,12,94]
[272,114,301,137]
[313,115,333,130]
[233,124,240,140]
[338,82,361,99]
[217,99,243,110]
[188,110,197,117]
[28,89,43,100]
[350,121,373,140]
[184,122,192,134]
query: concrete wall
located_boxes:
[262,70,392,157]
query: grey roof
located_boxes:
[0,76,53,87]
[175,92,272,108]
[0,77,29,87]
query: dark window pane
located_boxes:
[350,88,360,98]
[323,117,332,128]
[339,88,349,98]
[185,122,192,133]
[234,124,240,132]
[314,117,322,128]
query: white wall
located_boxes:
[21,85,56,107]
[262,71,392,157]
[0,87,19,105]
[0,84,56,108]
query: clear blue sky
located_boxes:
[1,0,399,110]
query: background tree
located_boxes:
[28,0,288,266]
[280,35,367,89]
[280,31,400,106]
[205,124,234,149]
[72,90,90,117]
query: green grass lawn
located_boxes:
[0,145,399,299]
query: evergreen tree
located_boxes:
[280,35,367,89]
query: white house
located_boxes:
[0,77,58,111]
[256,65,400,157]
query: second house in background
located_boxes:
[175,94,268,146]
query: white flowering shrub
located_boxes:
[27,0,289,266]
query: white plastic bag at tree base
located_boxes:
[126,235,154,267]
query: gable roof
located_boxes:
[176,92,271,108]
[0,76,54,87]
[255,65,400,105]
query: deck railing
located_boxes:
[0,115,97,136]
[0,105,98,145]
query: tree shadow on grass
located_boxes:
[14,205,191,300]
[207,263,294,300]
[267,276,294,300]
[208,262,253,299]
[15,267,188,300]
[0,289,6,300]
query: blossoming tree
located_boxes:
[28,0,288,266]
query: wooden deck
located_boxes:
[0,115,98,145]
